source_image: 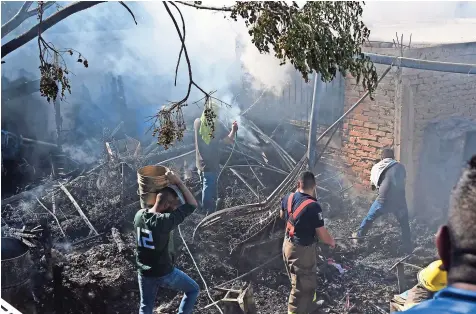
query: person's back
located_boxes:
[281,191,324,246]
[400,286,476,313]
[134,172,200,314]
[280,171,335,313]
[377,162,406,206]
[403,156,476,313]
[354,148,412,251]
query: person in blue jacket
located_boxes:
[402,155,476,313]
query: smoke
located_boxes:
[218,102,260,145]
[2,1,475,162]
[2,1,294,148]
[63,139,102,165]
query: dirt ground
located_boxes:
[2,150,440,314]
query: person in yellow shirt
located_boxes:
[390,260,447,312]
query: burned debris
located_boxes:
[1,109,441,314]
[2,5,476,311]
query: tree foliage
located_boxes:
[154,1,377,148]
[1,1,377,149]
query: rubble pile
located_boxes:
[1,121,441,314]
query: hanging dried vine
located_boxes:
[3,1,137,103]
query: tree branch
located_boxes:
[175,1,233,12]
[1,1,137,58]
[169,1,186,86]
[1,1,56,39]
[163,1,193,108]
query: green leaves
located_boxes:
[230,1,378,96]
[155,1,379,148]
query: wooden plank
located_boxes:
[58,182,99,236]
[396,263,407,293]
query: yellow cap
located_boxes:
[417,260,448,292]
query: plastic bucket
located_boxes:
[137,165,170,208]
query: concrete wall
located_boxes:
[399,42,476,218]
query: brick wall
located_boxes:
[324,42,476,216]
[335,47,401,191]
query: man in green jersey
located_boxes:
[134,171,199,314]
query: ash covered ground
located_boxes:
[2,150,439,314]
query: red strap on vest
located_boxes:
[285,193,316,238]
[287,193,295,216]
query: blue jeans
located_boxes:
[138,268,199,314]
[199,171,217,213]
[357,199,412,250]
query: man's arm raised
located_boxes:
[223,121,238,144]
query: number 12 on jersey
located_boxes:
[137,227,155,249]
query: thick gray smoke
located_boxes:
[2,1,476,163]
[1,1,293,153]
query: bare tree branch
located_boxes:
[1,1,56,39]
[170,1,186,86]
[175,1,233,12]
[1,1,137,58]
[118,1,138,25]
[163,1,193,109]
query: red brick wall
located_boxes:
[320,42,476,213]
[339,64,399,190]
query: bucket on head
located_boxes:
[137,165,170,208]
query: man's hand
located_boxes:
[166,171,181,185]
[231,121,238,133]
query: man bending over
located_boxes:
[353,147,412,252]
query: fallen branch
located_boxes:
[229,168,259,199]
[36,197,66,238]
[400,262,423,270]
[72,233,104,247]
[334,233,384,241]
[58,182,99,236]
[155,150,195,166]
[370,302,388,314]
[111,227,125,253]
[228,165,288,176]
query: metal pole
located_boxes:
[364,53,476,75]
[307,74,323,170]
